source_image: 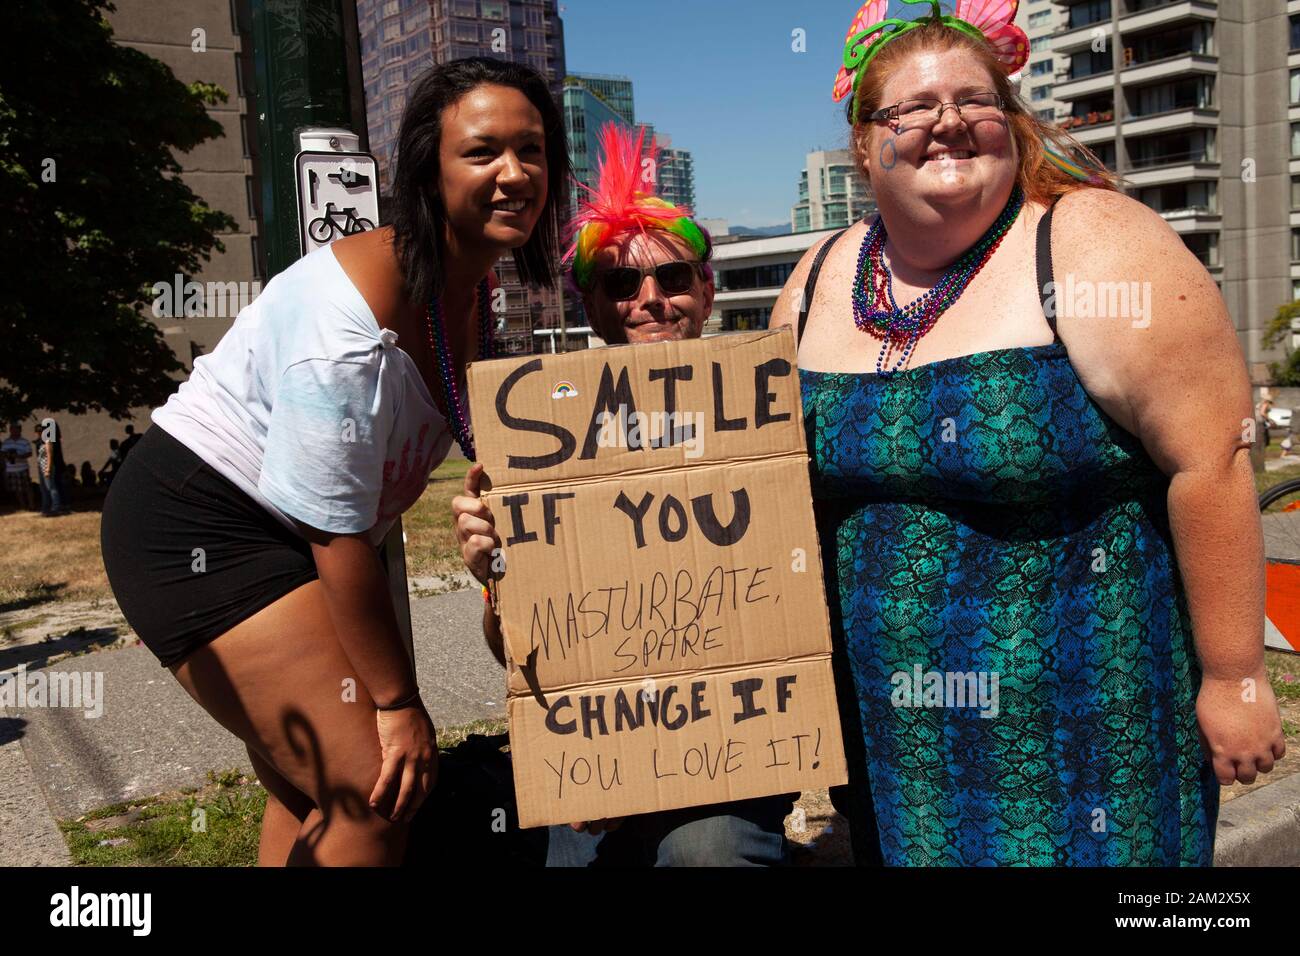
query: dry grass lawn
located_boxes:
[0,459,472,612]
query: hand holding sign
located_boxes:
[453,463,501,587]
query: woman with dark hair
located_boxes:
[772,1,1284,865]
[101,57,569,866]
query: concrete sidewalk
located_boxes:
[2,581,1299,865]
[0,585,501,836]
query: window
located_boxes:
[251,235,264,279]
[1031,59,1053,77]
[1036,108,1056,121]
[1292,69,1300,105]
[1292,176,1300,209]
[1067,0,1109,30]
[1293,123,1300,158]
[452,0,476,15]
[1133,77,1212,116]
[1292,228,1300,262]
[1031,85,1051,102]
[481,0,505,20]
[1029,10,1052,28]
[1137,181,1214,215]
[1069,48,1113,80]
[1292,15,1300,51]
[1031,36,1051,52]
[245,176,257,219]
[1183,233,1218,268]
[453,21,479,42]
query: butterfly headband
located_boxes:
[833,0,1030,115]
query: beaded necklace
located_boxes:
[425,277,494,461]
[853,185,1024,375]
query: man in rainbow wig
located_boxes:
[566,123,715,345]
[457,122,794,866]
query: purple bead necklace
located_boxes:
[424,278,493,461]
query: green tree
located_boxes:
[0,0,237,422]
[1262,300,1300,387]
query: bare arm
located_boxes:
[303,526,436,821]
[1054,188,1285,783]
[306,530,419,706]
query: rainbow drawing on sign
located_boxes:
[551,382,579,399]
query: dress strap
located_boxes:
[796,228,847,354]
[1036,198,1062,343]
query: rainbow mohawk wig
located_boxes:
[565,123,710,291]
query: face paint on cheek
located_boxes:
[879,138,898,171]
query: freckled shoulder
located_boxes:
[769,221,868,333]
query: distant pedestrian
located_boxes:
[2,422,34,511]
[36,418,69,517]
[98,438,122,487]
[81,461,96,488]
[118,424,142,462]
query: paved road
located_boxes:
[0,586,502,836]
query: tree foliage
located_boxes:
[1263,300,1300,387]
[0,0,237,421]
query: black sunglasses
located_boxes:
[596,260,702,301]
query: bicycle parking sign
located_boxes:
[294,140,379,256]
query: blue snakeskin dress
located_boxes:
[801,342,1218,866]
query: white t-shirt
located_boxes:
[152,244,459,546]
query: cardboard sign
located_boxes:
[467,330,847,828]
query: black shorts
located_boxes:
[101,425,319,668]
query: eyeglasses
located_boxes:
[869,92,1005,126]
[596,260,702,301]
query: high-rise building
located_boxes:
[1047,0,1290,380]
[1017,0,1066,122]
[563,75,634,199]
[791,149,874,233]
[357,0,433,193]
[565,72,635,125]
[658,138,697,212]
[357,0,568,355]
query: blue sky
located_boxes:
[559,0,867,227]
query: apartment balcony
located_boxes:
[1120,106,1218,137]
[1123,152,1219,185]
[1054,20,1111,54]
[1071,123,1119,146]
[1118,0,1218,35]
[1155,207,1222,234]
[1121,52,1218,86]
[1054,70,1118,101]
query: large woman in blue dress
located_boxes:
[770,6,1286,865]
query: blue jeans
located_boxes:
[38,472,64,514]
[545,794,794,867]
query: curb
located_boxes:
[1214,772,1300,867]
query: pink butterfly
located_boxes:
[955,0,1031,74]
[833,0,888,103]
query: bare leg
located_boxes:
[246,746,313,867]
[171,580,410,866]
